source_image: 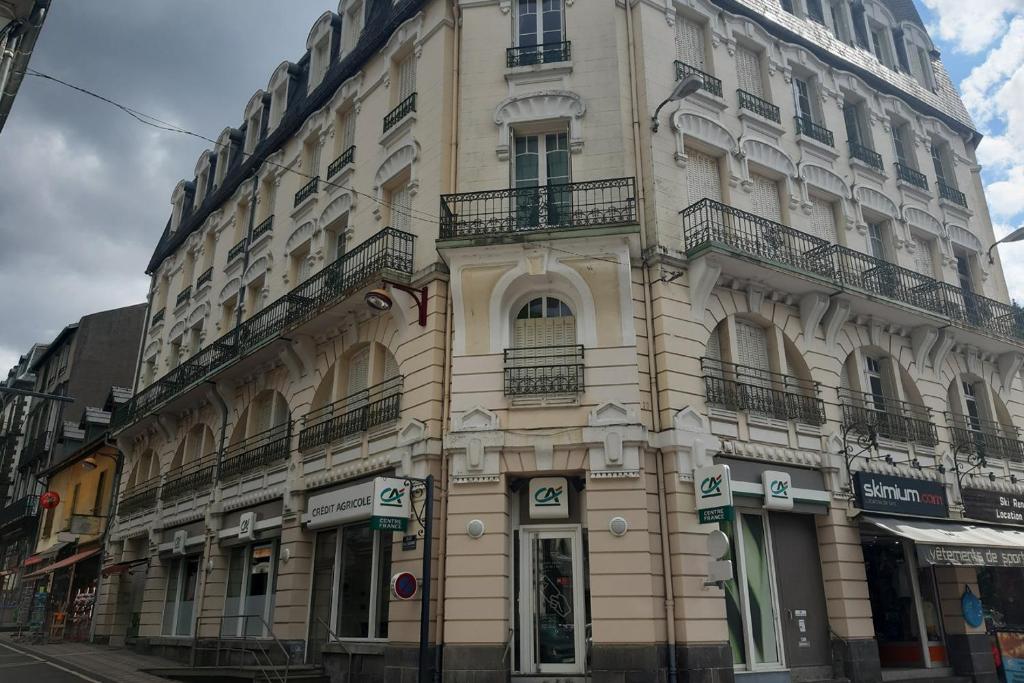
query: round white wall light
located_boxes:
[466,519,486,539]
[609,516,629,537]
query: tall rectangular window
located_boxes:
[892,123,912,168]
[686,150,722,204]
[808,196,838,243]
[851,2,870,48]
[805,0,825,24]
[750,173,782,223]
[396,53,416,102]
[723,513,782,668]
[736,46,764,98]
[388,182,412,233]
[911,236,935,278]
[517,0,564,49]
[871,27,891,68]
[675,16,705,70]
[779,0,794,13]
[792,77,814,122]
[222,542,277,637]
[162,556,201,636]
[514,131,570,228]
[867,222,887,260]
[892,29,911,72]
[844,103,863,144]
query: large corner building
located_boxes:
[97,1,1023,682]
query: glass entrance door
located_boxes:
[519,527,586,674]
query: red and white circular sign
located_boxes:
[391,572,418,600]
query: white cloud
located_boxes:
[920,0,1022,54]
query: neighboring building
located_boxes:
[0,304,145,632]
[0,0,49,134]
[99,1,1022,682]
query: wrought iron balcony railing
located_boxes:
[160,452,217,503]
[151,308,165,327]
[227,237,248,263]
[507,41,572,68]
[504,345,584,396]
[848,141,884,172]
[383,93,416,134]
[839,388,938,446]
[680,198,1024,345]
[738,89,781,123]
[22,430,53,462]
[947,413,1024,463]
[701,358,825,425]
[896,163,929,191]
[0,495,38,529]
[440,177,637,239]
[113,228,416,431]
[253,215,274,241]
[196,267,213,288]
[294,177,319,207]
[176,286,192,308]
[327,146,356,180]
[117,477,160,517]
[299,376,403,451]
[795,116,834,147]
[938,181,968,208]
[674,60,723,97]
[220,421,291,481]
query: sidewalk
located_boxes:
[0,634,179,683]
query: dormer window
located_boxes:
[313,34,331,88]
[342,1,364,55]
[195,166,210,206]
[245,112,261,155]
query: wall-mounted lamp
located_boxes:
[609,516,629,537]
[466,519,485,539]
[651,74,703,133]
[364,281,429,326]
[987,226,1024,264]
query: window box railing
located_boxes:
[737,89,781,123]
[196,267,213,288]
[440,177,637,239]
[947,413,1024,463]
[220,421,291,481]
[294,178,319,207]
[504,345,584,396]
[112,228,415,431]
[507,41,572,68]
[383,93,416,134]
[176,286,192,308]
[151,308,165,327]
[327,146,356,180]
[848,141,884,172]
[674,60,723,97]
[160,453,217,503]
[938,181,968,208]
[299,376,403,451]
[839,388,938,446]
[227,237,248,263]
[118,477,160,517]
[896,163,929,191]
[795,116,834,147]
[0,495,38,530]
[701,358,825,425]
[253,215,274,241]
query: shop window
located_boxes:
[686,149,722,205]
[162,556,201,636]
[309,522,392,640]
[223,542,277,637]
[723,512,782,668]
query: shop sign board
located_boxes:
[917,543,1024,568]
[695,465,734,524]
[529,477,569,520]
[238,512,257,541]
[371,477,410,532]
[762,470,793,511]
[962,488,1024,526]
[305,480,375,529]
[852,472,948,518]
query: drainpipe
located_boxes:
[88,434,125,643]
[623,2,678,681]
[0,0,50,135]
[433,3,461,679]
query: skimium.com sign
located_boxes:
[529,477,569,520]
[695,464,733,524]
[853,471,948,518]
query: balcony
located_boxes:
[196,267,213,288]
[507,41,572,68]
[112,227,416,431]
[701,358,825,425]
[848,141,884,172]
[160,453,216,503]
[680,199,1024,345]
[151,308,165,327]
[938,181,968,208]
[948,414,1024,463]
[674,60,723,97]
[221,421,291,481]
[22,430,53,462]
[839,388,938,447]
[294,178,319,207]
[440,177,637,240]
[383,93,416,134]
[227,237,248,263]
[117,477,160,517]
[176,286,192,308]
[298,376,403,451]
[0,495,38,530]
[327,146,356,180]
[737,89,781,123]
[795,116,834,147]
[504,345,584,396]
[253,215,274,242]
[896,163,929,191]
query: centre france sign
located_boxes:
[695,464,734,524]
[853,472,948,518]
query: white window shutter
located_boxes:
[750,174,782,222]
[686,151,722,204]
[808,196,837,242]
[675,16,705,70]
[253,394,273,434]
[347,348,370,396]
[398,54,416,100]
[382,352,399,380]
[736,46,763,98]
[913,236,934,277]
[735,321,770,387]
[391,184,411,232]
[341,109,356,150]
[706,327,722,361]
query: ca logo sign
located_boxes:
[533,486,563,507]
[700,474,723,498]
[379,486,405,508]
[770,480,789,499]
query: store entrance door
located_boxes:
[518,526,587,675]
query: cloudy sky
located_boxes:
[0,1,1023,373]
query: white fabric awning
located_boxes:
[863,515,1024,568]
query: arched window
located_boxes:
[839,350,935,446]
[171,424,216,471]
[947,378,1022,461]
[513,295,575,348]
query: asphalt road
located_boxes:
[0,641,113,683]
